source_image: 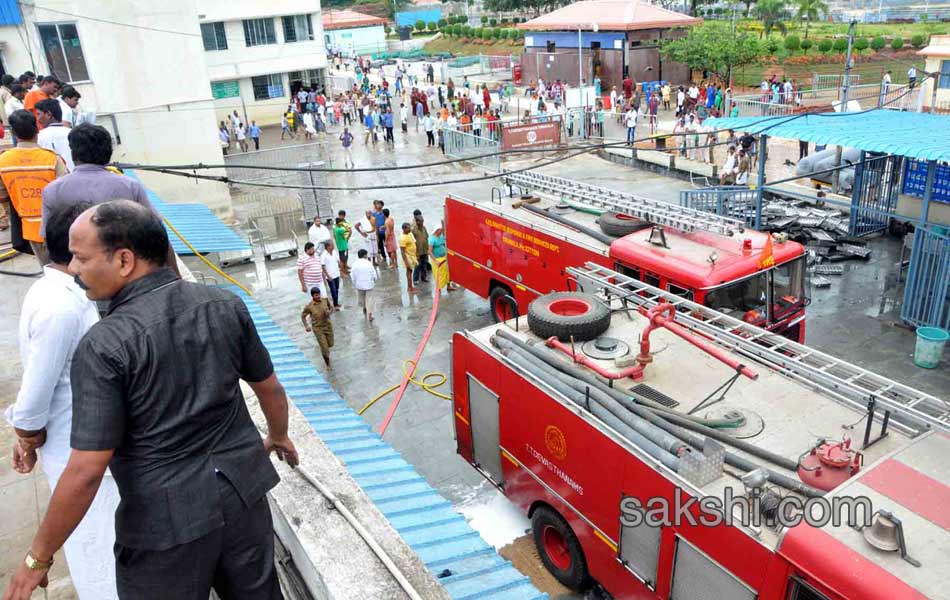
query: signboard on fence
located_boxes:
[903,159,950,204]
[501,120,562,150]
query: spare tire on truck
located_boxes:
[527,292,611,341]
[597,212,651,237]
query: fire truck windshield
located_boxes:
[771,256,807,319]
[704,257,807,326]
[704,272,769,324]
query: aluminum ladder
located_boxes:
[505,171,747,237]
[567,262,950,439]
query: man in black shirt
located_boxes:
[4,200,298,600]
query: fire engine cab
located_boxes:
[445,171,809,342]
[451,263,950,600]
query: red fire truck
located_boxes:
[451,263,949,600]
[445,172,809,342]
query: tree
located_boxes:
[853,37,869,52]
[415,20,426,31]
[800,38,813,52]
[911,34,926,48]
[870,35,886,51]
[818,38,833,53]
[438,18,447,27]
[427,21,438,31]
[833,37,847,52]
[891,37,904,51]
[785,34,800,52]
[661,22,763,82]
[756,0,788,38]
[795,0,827,38]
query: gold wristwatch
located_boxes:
[24,551,53,571]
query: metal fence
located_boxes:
[901,226,950,329]
[679,186,759,227]
[443,127,501,172]
[812,73,861,90]
[224,141,334,221]
[444,54,515,81]
[728,82,923,118]
[850,153,903,236]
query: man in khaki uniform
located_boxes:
[301,287,334,368]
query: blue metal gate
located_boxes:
[849,153,902,237]
[679,186,759,227]
[901,226,950,329]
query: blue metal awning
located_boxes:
[707,110,950,163]
[0,0,22,25]
[125,170,251,255]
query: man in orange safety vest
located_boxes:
[0,109,67,262]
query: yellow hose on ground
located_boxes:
[161,217,253,296]
[0,249,17,261]
[357,359,450,416]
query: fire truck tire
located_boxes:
[597,212,651,238]
[527,292,610,341]
[489,286,520,323]
[531,507,591,591]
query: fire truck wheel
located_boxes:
[597,212,652,238]
[489,286,520,323]
[531,507,591,591]
[527,292,610,341]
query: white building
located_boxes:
[0,0,232,215]
[198,0,328,127]
[323,9,388,57]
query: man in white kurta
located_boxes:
[5,203,120,599]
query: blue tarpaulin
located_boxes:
[0,0,21,26]
[707,110,950,163]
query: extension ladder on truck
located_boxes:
[505,171,746,237]
[567,261,950,440]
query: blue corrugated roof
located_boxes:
[707,110,950,162]
[125,170,251,255]
[0,0,21,26]
[229,288,548,600]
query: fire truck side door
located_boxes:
[468,374,504,486]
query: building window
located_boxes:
[201,22,228,51]
[289,69,323,91]
[251,74,284,100]
[282,15,314,43]
[243,18,276,47]
[940,60,950,90]
[37,23,89,82]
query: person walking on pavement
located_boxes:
[372,201,387,265]
[307,216,332,255]
[423,113,435,147]
[298,242,325,296]
[624,106,638,145]
[356,209,379,266]
[351,249,378,321]
[398,222,419,294]
[339,126,355,168]
[410,211,429,284]
[301,286,334,368]
[321,240,342,310]
[248,121,261,151]
[281,113,293,140]
[333,216,350,274]
[5,201,120,600]
[383,208,398,268]
[2,200,298,600]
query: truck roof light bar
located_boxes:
[567,262,950,437]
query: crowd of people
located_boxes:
[297,200,456,368]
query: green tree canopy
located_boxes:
[795,0,828,38]
[756,0,788,37]
[661,22,763,81]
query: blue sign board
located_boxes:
[903,159,950,205]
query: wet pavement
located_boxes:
[187,117,950,597]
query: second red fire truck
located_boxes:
[445,171,809,342]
